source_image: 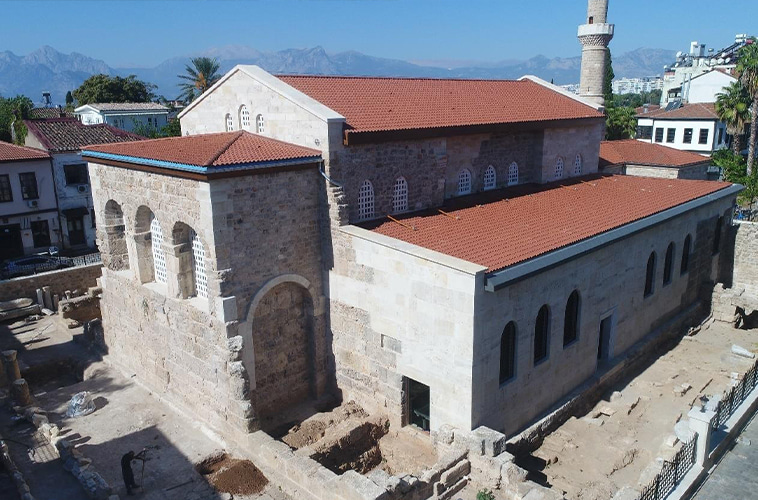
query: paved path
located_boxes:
[692,412,758,500]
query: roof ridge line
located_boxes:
[206,131,245,166]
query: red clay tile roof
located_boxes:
[366,175,731,273]
[29,107,74,119]
[641,103,718,120]
[24,118,143,152]
[634,104,660,115]
[0,141,50,163]
[83,131,321,168]
[599,140,710,168]
[277,76,603,136]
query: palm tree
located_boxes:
[715,81,751,155]
[177,57,221,103]
[737,39,758,175]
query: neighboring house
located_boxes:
[74,103,169,133]
[635,103,728,155]
[599,139,714,179]
[686,69,737,104]
[0,141,59,261]
[28,107,75,120]
[23,118,142,250]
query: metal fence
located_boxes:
[637,435,697,500]
[711,357,758,431]
[2,252,101,280]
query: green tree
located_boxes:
[736,38,758,175]
[65,91,74,106]
[0,95,33,144]
[132,118,181,139]
[714,149,758,207]
[604,50,614,106]
[605,106,637,140]
[178,57,221,103]
[715,81,751,155]
[72,74,156,105]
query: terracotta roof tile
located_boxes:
[83,131,321,168]
[0,141,50,163]
[641,103,718,120]
[365,175,731,272]
[83,103,168,112]
[24,118,143,152]
[29,107,74,119]
[599,140,710,168]
[277,76,603,136]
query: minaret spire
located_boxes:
[578,0,614,107]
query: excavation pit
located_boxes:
[196,453,269,496]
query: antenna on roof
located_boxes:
[42,91,52,108]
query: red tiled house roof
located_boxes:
[640,103,718,120]
[365,175,731,273]
[599,140,710,168]
[83,131,321,169]
[277,76,604,140]
[0,140,51,163]
[24,118,143,153]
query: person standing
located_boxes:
[121,450,146,495]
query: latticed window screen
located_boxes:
[150,217,167,284]
[483,165,496,190]
[392,177,408,213]
[555,157,564,179]
[508,162,519,186]
[191,230,208,298]
[240,105,250,128]
[225,114,234,132]
[574,154,582,175]
[358,180,374,220]
[457,169,472,195]
[256,114,265,134]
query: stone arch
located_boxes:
[242,274,316,426]
[171,221,208,298]
[103,200,129,271]
[133,205,157,283]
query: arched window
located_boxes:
[663,242,675,285]
[644,252,656,297]
[499,321,516,384]
[563,291,580,347]
[508,162,519,186]
[256,114,265,134]
[392,177,408,214]
[191,229,208,298]
[574,154,582,175]
[534,305,550,364]
[712,216,723,255]
[358,180,374,220]
[103,200,128,271]
[239,105,250,129]
[150,217,167,284]
[483,165,496,190]
[457,168,472,195]
[681,234,691,275]
[555,157,564,180]
[225,113,234,132]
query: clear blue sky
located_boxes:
[1,0,755,67]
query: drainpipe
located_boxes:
[319,161,342,188]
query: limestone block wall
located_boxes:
[540,123,603,182]
[624,163,710,180]
[472,195,735,436]
[732,221,758,296]
[0,263,103,302]
[328,226,486,432]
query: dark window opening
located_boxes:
[654,128,664,143]
[64,163,89,185]
[588,16,594,24]
[31,220,51,248]
[718,128,724,144]
[663,242,675,285]
[713,216,723,255]
[699,129,709,145]
[598,315,613,362]
[563,291,580,347]
[405,377,430,432]
[534,305,550,365]
[19,172,38,200]
[681,234,691,275]
[636,126,653,140]
[683,128,693,144]
[644,252,656,297]
[499,322,516,384]
[0,175,12,202]
[666,128,676,143]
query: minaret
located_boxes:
[578,0,614,107]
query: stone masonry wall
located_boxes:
[0,263,103,302]
[472,195,735,436]
[625,163,710,180]
[731,220,758,295]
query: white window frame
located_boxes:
[358,180,375,220]
[392,177,408,214]
[574,154,582,176]
[508,162,519,186]
[225,113,234,132]
[457,168,472,195]
[150,217,167,284]
[190,230,208,298]
[555,157,564,180]
[256,114,265,134]
[240,105,251,129]
[483,165,496,190]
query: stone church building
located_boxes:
[81,0,741,440]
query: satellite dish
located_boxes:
[676,51,684,59]
[718,58,725,64]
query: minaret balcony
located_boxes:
[577,23,614,38]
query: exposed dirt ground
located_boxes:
[197,454,269,496]
[524,322,758,500]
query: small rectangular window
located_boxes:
[31,220,51,248]
[64,164,89,185]
[636,126,653,140]
[666,128,676,143]
[683,128,693,144]
[699,129,709,144]
[19,172,38,200]
[654,128,664,143]
[718,128,724,144]
[0,174,12,202]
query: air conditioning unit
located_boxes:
[27,200,38,208]
[77,184,89,193]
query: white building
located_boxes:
[612,76,664,95]
[636,103,728,155]
[0,142,60,260]
[686,69,738,104]
[74,103,169,133]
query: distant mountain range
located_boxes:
[0,45,677,105]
